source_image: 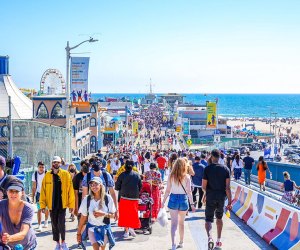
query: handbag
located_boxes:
[179,180,192,209]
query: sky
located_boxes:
[1,0,300,94]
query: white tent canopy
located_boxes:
[0,74,33,119]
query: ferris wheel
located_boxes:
[40,69,66,95]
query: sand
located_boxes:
[227,119,300,135]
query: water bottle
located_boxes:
[14,244,24,250]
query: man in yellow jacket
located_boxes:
[40,156,75,250]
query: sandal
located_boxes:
[208,238,214,250]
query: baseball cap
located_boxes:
[52,156,61,162]
[89,176,103,185]
[0,156,6,166]
[7,179,24,192]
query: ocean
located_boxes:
[91,93,300,118]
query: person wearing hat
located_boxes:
[0,156,20,201]
[0,179,37,249]
[31,161,49,232]
[81,163,118,221]
[77,177,116,249]
[39,156,75,250]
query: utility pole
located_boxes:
[8,96,13,158]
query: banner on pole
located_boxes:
[206,102,217,128]
[70,57,90,107]
[132,121,139,135]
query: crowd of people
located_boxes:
[0,104,299,249]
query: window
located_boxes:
[37,127,43,138]
[77,122,80,132]
[44,127,50,138]
[20,126,27,137]
[72,126,76,137]
[90,118,96,127]
[14,126,21,137]
[1,126,8,137]
[36,102,49,118]
[90,136,97,153]
[51,102,64,118]
[90,105,96,113]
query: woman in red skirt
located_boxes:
[115,160,142,238]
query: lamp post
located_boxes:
[65,37,98,162]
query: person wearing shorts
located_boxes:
[202,149,232,250]
[162,158,195,250]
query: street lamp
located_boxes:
[65,37,98,162]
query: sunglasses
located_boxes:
[89,182,100,187]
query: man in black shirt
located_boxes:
[243,151,255,185]
[202,149,232,250]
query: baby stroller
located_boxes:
[138,181,154,234]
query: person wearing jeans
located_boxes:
[243,151,255,185]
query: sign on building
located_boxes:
[70,57,90,107]
[207,102,217,128]
[183,118,190,135]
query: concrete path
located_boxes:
[34,207,274,250]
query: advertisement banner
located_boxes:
[132,121,139,135]
[70,57,90,107]
[207,102,217,128]
[183,118,189,135]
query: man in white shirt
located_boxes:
[132,152,139,167]
[32,161,49,232]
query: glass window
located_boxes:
[20,126,28,137]
[14,126,21,137]
[36,103,49,118]
[90,105,96,113]
[72,126,76,137]
[51,102,64,118]
[1,126,8,137]
[44,127,49,138]
[90,136,97,153]
[90,118,96,127]
[37,127,43,138]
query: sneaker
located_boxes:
[216,241,222,249]
[36,224,42,232]
[54,243,61,250]
[177,242,184,248]
[129,228,137,237]
[77,243,83,249]
[123,231,130,238]
[171,245,176,250]
[43,221,49,228]
[60,242,69,250]
[208,238,214,250]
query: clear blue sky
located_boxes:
[1,0,300,93]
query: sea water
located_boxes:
[92,93,300,118]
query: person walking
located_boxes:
[231,154,243,181]
[0,179,37,250]
[202,149,232,250]
[39,156,75,250]
[243,151,255,185]
[257,156,271,191]
[280,171,300,204]
[77,177,116,250]
[191,156,205,209]
[156,153,167,181]
[115,160,142,238]
[161,158,195,250]
[31,161,49,232]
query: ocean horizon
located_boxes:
[91,93,300,119]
